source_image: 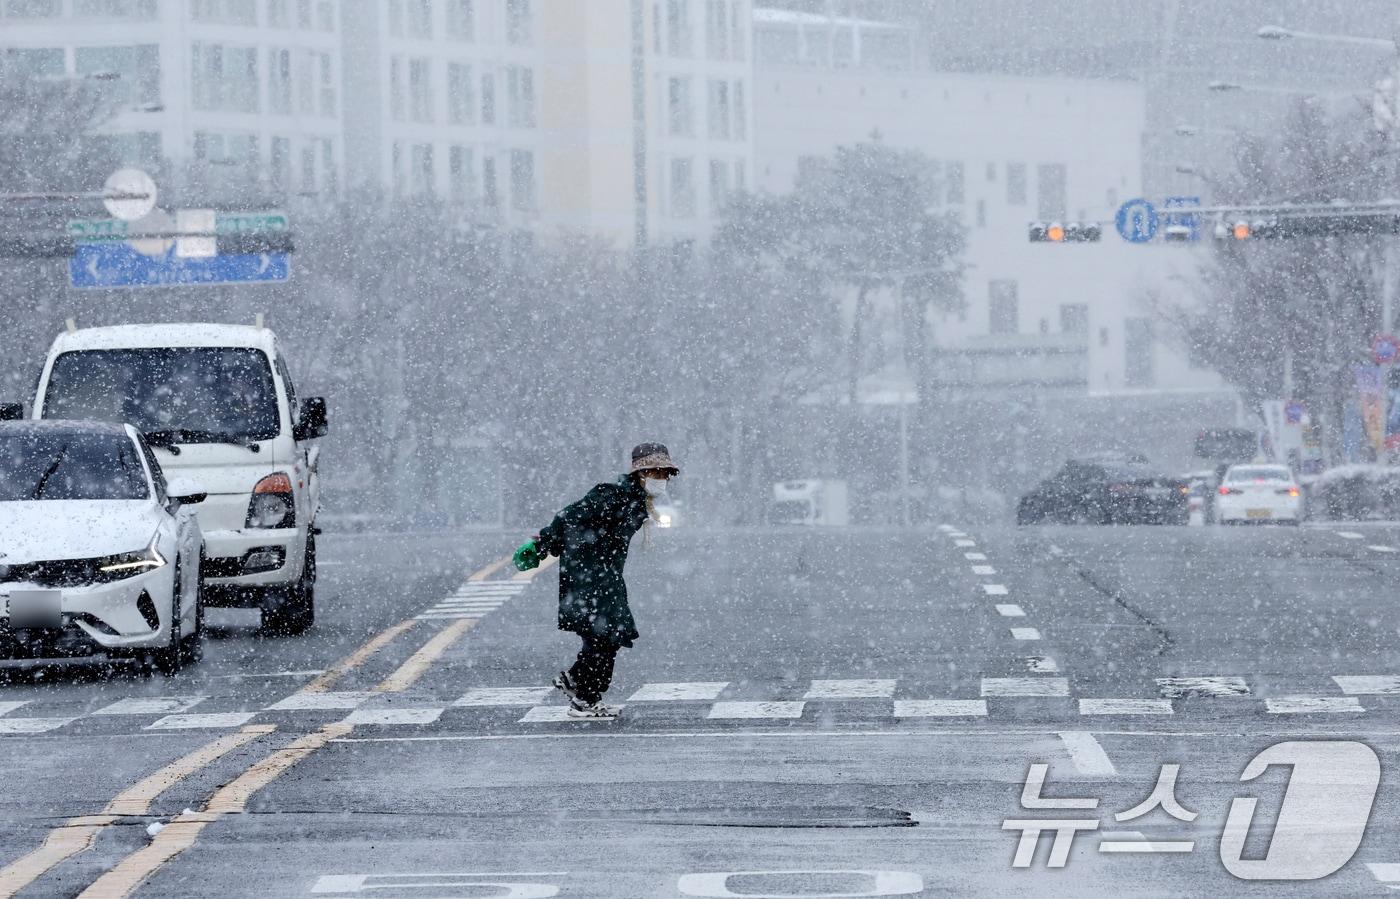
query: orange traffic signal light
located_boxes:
[1046,224,1065,242]
[1232,221,1250,240]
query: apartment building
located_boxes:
[339,0,755,246]
[0,0,345,201]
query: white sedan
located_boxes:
[1216,464,1303,525]
[0,421,206,671]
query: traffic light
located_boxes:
[1212,213,1400,240]
[1028,221,1102,243]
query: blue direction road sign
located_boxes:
[1115,198,1159,243]
[1163,196,1202,241]
[69,243,289,289]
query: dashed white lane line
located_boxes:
[454,686,555,706]
[627,682,729,702]
[94,697,206,716]
[954,539,976,547]
[1058,731,1117,776]
[1079,699,1174,716]
[1336,531,1365,539]
[344,708,444,726]
[996,604,1026,617]
[970,565,997,575]
[146,712,259,730]
[1368,545,1398,553]
[1010,627,1042,641]
[708,701,805,719]
[894,699,988,718]
[805,679,897,699]
[963,552,987,561]
[982,584,1009,595]
[1266,696,1365,714]
[1334,675,1400,695]
[983,677,1070,697]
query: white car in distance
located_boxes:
[0,421,206,671]
[1216,464,1303,525]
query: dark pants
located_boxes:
[568,635,620,704]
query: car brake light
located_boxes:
[1277,487,1299,497]
[1219,486,1241,495]
[254,473,293,495]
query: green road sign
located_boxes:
[67,211,288,242]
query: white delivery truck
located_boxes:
[770,479,849,526]
[23,323,327,634]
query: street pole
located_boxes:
[898,400,911,527]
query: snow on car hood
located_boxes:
[0,501,160,564]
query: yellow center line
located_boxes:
[373,618,476,693]
[76,724,350,899]
[299,619,418,694]
[469,554,513,582]
[0,725,275,899]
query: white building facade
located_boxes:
[0,0,345,201]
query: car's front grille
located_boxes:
[0,559,102,589]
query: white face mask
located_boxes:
[643,476,669,498]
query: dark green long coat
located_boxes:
[537,475,649,647]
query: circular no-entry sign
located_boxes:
[1373,334,1400,365]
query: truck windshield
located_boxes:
[0,430,149,501]
[42,348,280,442]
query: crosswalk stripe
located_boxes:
[520,705,619,723]
[804,679,896,699]
[94,697,207,716]
[0,701,30,717]
[708,701,805,719]
[1157,676,1250,698]
[146,712,258,730]
[1334,675,1400,695]
[996,604,1026,617]
[343,708,444,726]
[964,552,987,560]
[1266,696,1364,714]
[982,584,1008,595]
[627,682,729,702]
[983,677,1069,697]
[893,699,987,717]
[455,686,555,706]
[0,718,76,734]
[1079,699,1173,716]
[1010,628,1041,641]
[266,691,373,711]
[971,565,997,575]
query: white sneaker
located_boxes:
[566,701,620,719]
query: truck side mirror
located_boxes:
[293,397,328,441]
[0,403,22,421]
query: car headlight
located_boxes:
[658,514,673,527]
[94,540,166,582]
[246,473,296,529]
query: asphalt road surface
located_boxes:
[3,521,1400,897]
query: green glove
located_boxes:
[513,539,542,571]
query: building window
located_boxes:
[411,143,434,196]
[449,145,474,202]
[446,0,473,39]
[481,72,495,124]
[447,63,475,125]
[666,0,691,57]
[387,0,402,35]
[296,48,314,113]
[730,0,745,59]
[734,158,746,193]
[296,0,310,27]
[191,0,256,24]
[708,158,730,210]
[317,53,335,116]
[3,48,64,76]
[705,0,728,59]
[732,80,747,140]
[75,45,160,105]
[406,0,431,37]
[509,149,535,211]
[989,280,1018,335]
[505,66,535,129]
[267,0,288,26]
[482,155,498,207]
[409,57,433,123]
[2,0,60,17]
[1124,317,1154,387]
[1006,162,1027,206]
[194,131,257,167]
[391,142,405,197]
[269,48,292,113]
[192,43,260,113]
[945,160,964,204]
[389,57,405,121]
[74,0,156,17]
[667,76,693,137]
[1037,162,1067,221]
[321,137,337,194]
[986,161,996,182]
[1060,303,1088,336]
[670,157,696,218]
[293,142,312,191]
[707,79,730,140]
[975,198,986,228]
[506,0,532,45]
[316,0,333,30]
[270,135,290,190]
